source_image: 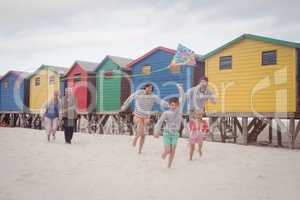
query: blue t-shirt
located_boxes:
[45,101,59,119]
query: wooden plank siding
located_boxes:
[29,68,64,113]
[205,39,297,113]
[96,58,130,113]
[0,72,28,112]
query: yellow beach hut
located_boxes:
[202,34,300,146]
[28,65,68,113]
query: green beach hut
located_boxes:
[95,55,132,113]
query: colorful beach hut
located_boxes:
[126,46,204,112]
[0,71,29,112]
[64,60,98,113]
[203,33,300,115]
[202,33,300,146]
[95,55,132,113]
[28,65,68,113]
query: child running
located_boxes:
[188,111,209,160]
[121,83,169,154]
[154,84,184,168]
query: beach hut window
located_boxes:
[35,77,40,86]
[219,56,232,70]
[170,64,181,73]
[104,70,113,78]
[74,74,81,82]
[3,80,8,89]
[262,50,277,65]
[49,76,55,84]
[142,65,152,75]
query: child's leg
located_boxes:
[168,145,177,168]
[189,143,195,160]
[198,140,204,156]
[162,145,171,160]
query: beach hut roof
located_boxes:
[108,56,133,69]
[95,55,133,72]
[27,65,68,79]
[126,46,176,69]
[203,33,300,59]
[75,60,98,72]
[0,70,30,81]
[64,60,98,76]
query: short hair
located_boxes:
[143,83,154,91]
[199,76,208,82]
[169,97,179,105]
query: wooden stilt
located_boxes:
[242,117,248,145]
[268,118,273,144]
[289,118,296,149]
[277,123,283,147]
[220,117,225,143]
[233,117,237,143]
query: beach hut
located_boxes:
[28,65,68,113]
[0,71,29,112]
[202,33,300,146]
[95,55,132,113]
[64,60,98,113]
[126,46,204,112]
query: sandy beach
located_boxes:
[0,127,299,200]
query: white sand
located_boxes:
[0,127,300,200]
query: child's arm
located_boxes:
[176,84,185,113]
[154,112,167,137]
[154,95,169,109]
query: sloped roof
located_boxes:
[126,46,176,68]
[27,65,68,79]
[0,70,30,81]
[75,60,98,72]
[203,33,300,59]
[108,56,133,68]
[95,55,133,72]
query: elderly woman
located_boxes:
[62,87,77,144]
[42,90,61,142]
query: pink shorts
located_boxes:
[189,133,205,144]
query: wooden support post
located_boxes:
[209,117,215,142]
[277,124,283,147]
[268,118,273,144]
[220,117,225,143]
[233,117,237,143]
[289,118,296,149]
[9,114,14,127]
[242,117,248,145]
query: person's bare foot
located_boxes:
[161,152,167,160]
[199,150,202,157]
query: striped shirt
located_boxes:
[121,90,169,118]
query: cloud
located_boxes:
[0,0,299,74]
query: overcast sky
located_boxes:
[0,0,300,75]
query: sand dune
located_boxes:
[0,127,299,200]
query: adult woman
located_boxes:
[42,90,60,142]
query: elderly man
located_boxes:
[187,76,216,114]
[62,87,77,144]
